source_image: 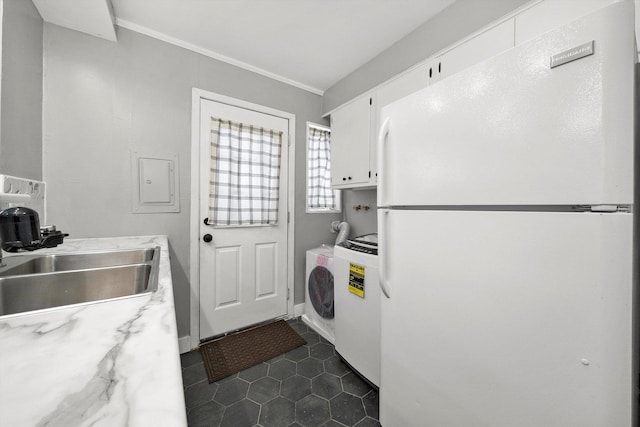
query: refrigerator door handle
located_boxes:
[378,208,391,298]
[377,117,391,207]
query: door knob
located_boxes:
[203,234,213,243]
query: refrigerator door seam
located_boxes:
[380,205,632,213]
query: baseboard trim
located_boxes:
[301,314,335,345]
[178,336,192,354]
[294,303,305,318]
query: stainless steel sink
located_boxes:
[0,248,156,277]
[0,247,160,316]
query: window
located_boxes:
[306,122,340,213]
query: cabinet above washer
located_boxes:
[330,94,377,189]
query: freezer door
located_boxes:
[379,210,634,427]
[378,1,635,207]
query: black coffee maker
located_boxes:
[0,207,67,252]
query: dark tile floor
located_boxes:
[181,317,380,427]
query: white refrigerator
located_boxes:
[376,2,637,426]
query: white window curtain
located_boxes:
[307,127,338,210]
[209,117,283,226]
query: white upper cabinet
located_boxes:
[435,18,515,80]
[377,61,434,113]
[515,0,617,45]
[333,20,516,190]
[330,95,375,188]
[376,16,515,115]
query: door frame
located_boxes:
[189,88,296,350]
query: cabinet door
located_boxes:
[369,94,378,183]
[436,18,514,81]
[330,96,372,187]
[515,0,615,45]
[376,60,438,185]
[377,62,432,113]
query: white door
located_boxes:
[379,209,634,427]
[198,98,289,339]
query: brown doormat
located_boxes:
[199,320,306,383]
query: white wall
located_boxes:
[342,190,377,237]
[0,0,42,181]
[636,0,640,60]
[42,24,340,339]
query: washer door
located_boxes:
[308,266,334,319]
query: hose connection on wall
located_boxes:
[330,221,350,246]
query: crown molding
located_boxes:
[115,18,324,96]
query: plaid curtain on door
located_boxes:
[307,127,337,209]
[209,118,283,226]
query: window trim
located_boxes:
[305,121,341,214]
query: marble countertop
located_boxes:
[0,236,187,427]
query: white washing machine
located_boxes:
[303,245,335,343]
[334,233,380,387]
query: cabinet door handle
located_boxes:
[342,177,347,181]
[348,176,352,180]
[438,62,441,73]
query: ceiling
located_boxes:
[33,0,456,94]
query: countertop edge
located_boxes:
[0,235,188,427]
